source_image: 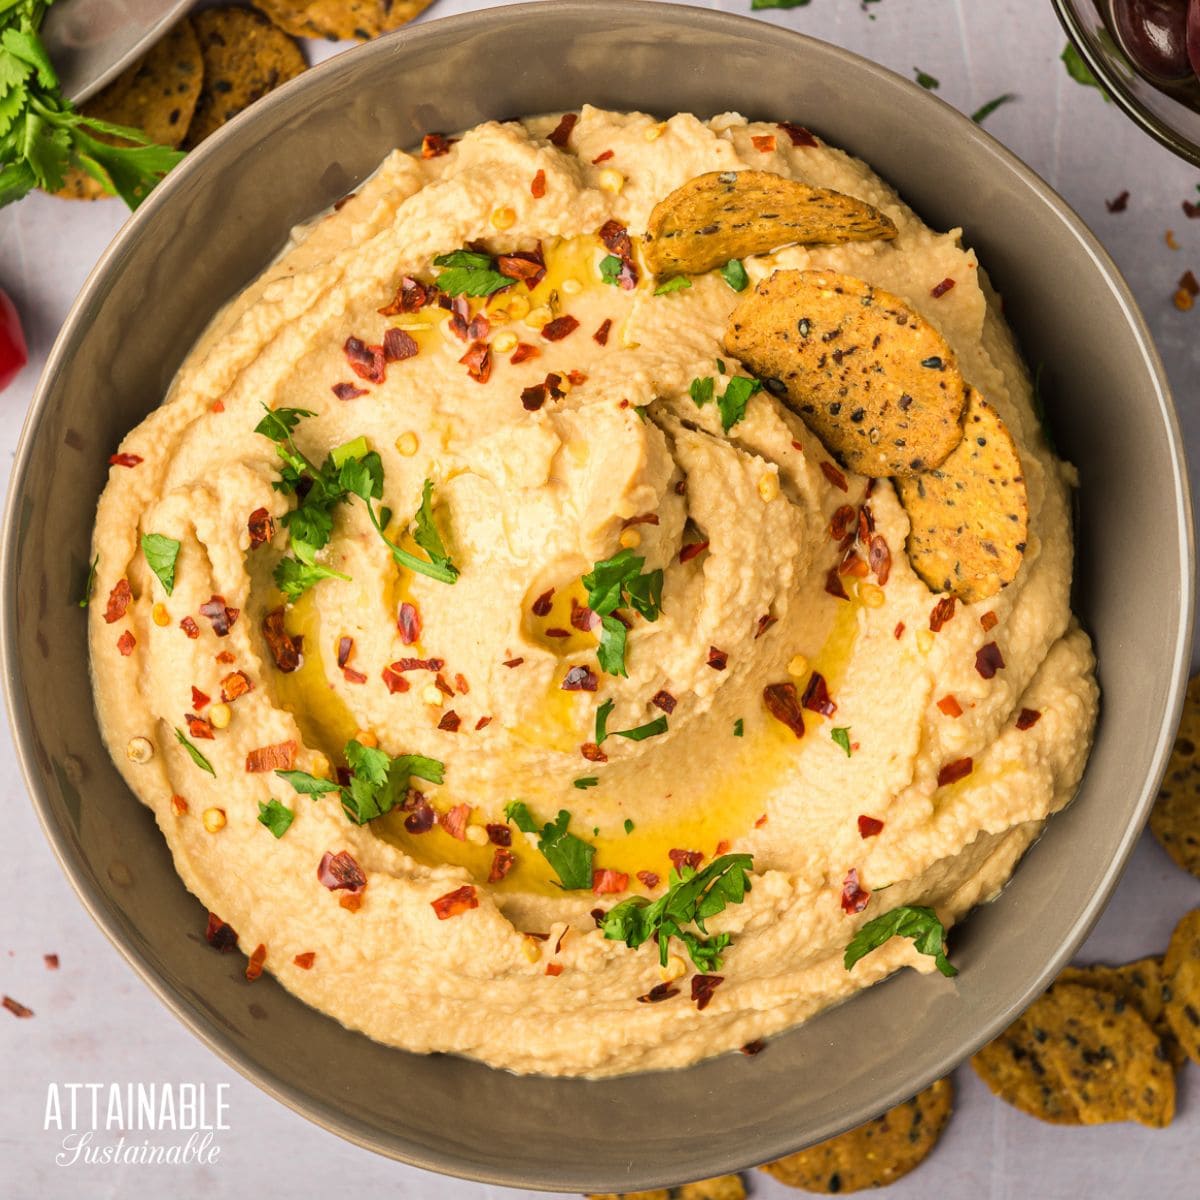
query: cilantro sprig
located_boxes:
[0,1,185,209]
[843,905,957,978]
[600,853,753,972]
[277,739,444,826]
[582,549,664,677]
[505,801,595,890]
[141,533,180,595]
[688,374,762,432]
[433,249,512,297]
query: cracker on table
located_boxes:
[895,387,1027,603]
[971,1012,1082,1125]
[1162,908,1200,1065]
[587,1178,743,1200]
[758,1077,953,1193]
[724,268,967,477]
[54,20,202,201]
[253,0,434,40]
[643,170,896,277]
[1150,674,1200,879]
[183,9,306,150]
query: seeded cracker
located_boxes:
[183,10,306,150]
[895,388,1028,603]
[54,21,202,200]
[587,1177,744,1200]
[1162,908,1200,1065]
[971,1008,1082,1124]
[253,0,434,41]
[759,1077,953,1193]
[724,269,967,477]
[1150,674,1200,878]
[643,170,897,277]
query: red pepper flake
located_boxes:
[530,168,547,198]
[839,550,869,579]
[531,588,555,616]
[979,612,999,635]
[383,327,419,362]
[219,670,252,703]
[108,452,143,468]
[637,982,680,1004]
[548,112,578,147]
[893,621,905,639]
[180,615,200,639]
[824,567,849,600]
[868,534,891,584]
[741,1039,766,1056]
[561,664,598,692]
[691,973,724,1011]
[43,953,59,970]
[591,148,614,164]
[332,381,368,401]
[592,868,629,895]
[439,803,471,840]
[2,995,33,1018]
[215,650,235,664]
[598,219,639,289]
[751,133,777,153]
[763,681,805,738]
[1106,190,1130,213]
[390,656,445,673]
[581,741,608,763]
[191,686,210,710]
[205,912,238,951]
[819,461,848,492]
[432,884,478,919]
[421,132,456,158]
[170,794,189,816]
[707,646,729,671]
[510,342,541,366]
[669,848,704,871]
[542,961,562,977]
[858,815,884,838]
[344,335,386,384]
[293,951,316,969]
[453,673,470,695]
[245,740,297,773]
[679,540,709,564]
[651,689,677,715]
[1016,707,1042,731]
[378,276,429,316]
[341,890,363,910]
[937,694,963,718]
[395,601,422,646]
[434,673,456,698]
[542,315,580,342]
[117,630,136,656]
[778,121,818,147]
[459,340,492,383]
[475,716,491,730]
[336,636,354,669]
[801,671,836,717]
[200,595,239,637]
[754,613,777,639]
[262,607,301,673]
[333,192,355,211]
[498,245,548,289]
[104,578,132,624]
[404,796,436,834]
[318,849,367,892]
[629,871,658,893]
[486,823,512,847]
[975,641,1005,679]
[545,627,570,639]
[830,505,856,541]
[930,277,956,299]
[247,507,274,550]
[937,757,974,787]
[929,596,956,632]
[479,845,515,885]
[432,709,459,732]
[503,656,525,669]
[245,944,267,982]
[840,868,870,914]
[1185,200,1200,220]
[569,599,598,633]
[211,400,225,414]
[1175,270,1199,311]
[593,318,612,346]
[754,813,768,828]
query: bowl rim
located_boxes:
[3,0,1195,1187]
[1051,0,1200,169]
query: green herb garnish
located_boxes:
[595,698,615,744]
[599,253,624,286]
[257,799,294,838]
[718,375,762,432]
[914,68,940,91]
[612,715,669,742]
[653,276,692,296]
[600,853,753,972]
[78,553,98,608]
[574,776,599,790]
[432,248,512,297]
[505,801,596,890]
[831,727,852,757]
[733,718,744,738]
[1061,44,1108,98]
[970,93,1016,125]
[721,259,749,291]
[582,549,664,676]
[751,0,811,8]
[689,376,715,408]
[140,533,180,596]
[843,905,957,977]
[624,818,635,834]
[0,1,185,209]
[174,728,215,777]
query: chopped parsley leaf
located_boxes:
[624,818,635,834]
[504,801,596,889]
[914,68,940,90]
[721,259,749,291]
[689,376,715,408]
[257,798,294,838]
[141,533,181,596]
[599,254,624,286]
[653,276,692,296]
[831,727,852,756]
[971,93,1016,125]
[613,715,669,742]
[174,728,215,777]
[1061,44,1108,98]
[574,776,599,789]
[595,698,615,744]
[733,718,744,738]
[844,905,957,977]
[718,375,763,432]
[432,248,512,297]
[583,549,664,676]
[78,553,98,608]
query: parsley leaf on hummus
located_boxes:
[599,253,624,286]
[689,376,714,408]
[831,727,852,756]
[257,798,294,838]
[78,553,98,608]
[721,258,749,291]
[174,727,215,777]
[140,533,180,595]
[718,375,762,432]
[433,249,512,297]
[583,549,664,677]
[843,905,957,977]
[504,801,596,889]
[653,275,692,296]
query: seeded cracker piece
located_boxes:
[253,0,433,40]
[895,388,1028,603]
[643,170,897,277]
[54,21,203,200]
[1163,908,1200,1065]
[758,1078,953,1193]
[1057,957,1186,1071]
[972,1010,1083,1124]
[586,1177,745,1200]
[1150,674,1200,878]
[724,269,967,477]
[183,10,306,150]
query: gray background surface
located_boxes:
[2,0,1199,1195]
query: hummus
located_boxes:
[89,106,1099,1077]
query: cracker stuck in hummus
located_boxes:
[88,106,1097,1078]
[643,169,896,277]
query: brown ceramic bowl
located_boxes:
[2,2,1192,1191]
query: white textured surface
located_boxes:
[2,1,1199,1196]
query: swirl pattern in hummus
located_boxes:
[89,107,1099,1077]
